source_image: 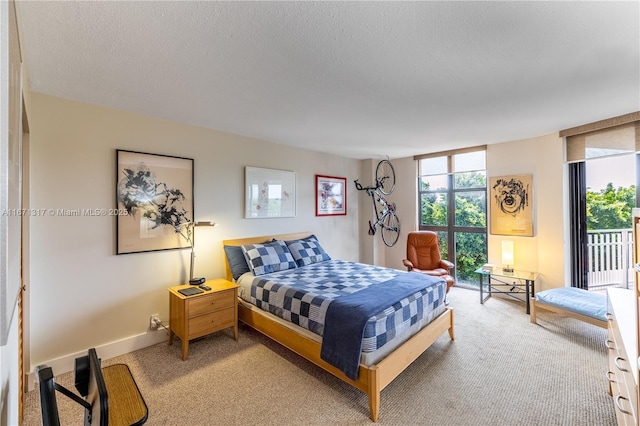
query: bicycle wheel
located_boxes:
[376,159,396,195]
[381,211,400,247]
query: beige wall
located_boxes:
[385,133,566,291]
[487,134,566,291]
[27,93,361,375]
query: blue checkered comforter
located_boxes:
[250,259,446,352]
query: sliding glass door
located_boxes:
[564,114,640,291]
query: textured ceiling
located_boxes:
[17,1,640,160]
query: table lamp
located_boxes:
[502,240,514,273]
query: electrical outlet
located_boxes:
[150,314,161,330]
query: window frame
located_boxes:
[416,147,487,284]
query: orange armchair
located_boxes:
[403,231,455,293]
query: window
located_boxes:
[417,147,487,286]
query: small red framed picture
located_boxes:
[316,175,347,216]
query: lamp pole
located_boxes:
[189,243,196,280]
[176,220,218,283]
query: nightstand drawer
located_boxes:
[188,290,235,317]
[188,307,235,338]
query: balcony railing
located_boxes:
[587,228,634,291]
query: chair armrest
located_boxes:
[440,259,455,271]
[413,268,449,276]
[402,259,414,271]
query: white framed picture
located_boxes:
[245,167,296,218]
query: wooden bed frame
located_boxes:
[223,232,454,422]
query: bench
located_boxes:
[530,287,608,328]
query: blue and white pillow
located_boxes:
[241,240,297,276]
[285,235,331,267]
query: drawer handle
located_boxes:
[615,395,632,415]
[605,339,615,350]
[606,371,616,383]
[614,356,628,372]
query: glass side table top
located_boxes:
[474,267,539,281]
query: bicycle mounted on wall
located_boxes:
[354,159,400,247]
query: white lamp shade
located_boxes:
[502,240,514,266]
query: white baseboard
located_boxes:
[26,328,168,392]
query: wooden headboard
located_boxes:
[222,232,313,281]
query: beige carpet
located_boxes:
[22,287,616,425]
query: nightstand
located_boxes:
[168,278,239,360]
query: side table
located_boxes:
[168,278,239,360]
[476,267,538,314]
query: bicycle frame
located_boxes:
[366,188,392,234]
[354,159,400,247]
[354,180,399,242]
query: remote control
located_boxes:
[199,284,211,291]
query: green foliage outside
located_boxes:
[454,232,487,282]
[420,172,487,282]
[420,193,447,227]
[586,183,636,230]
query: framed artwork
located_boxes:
[490,174,533,236]
[316,175,346,216]
[116,150,194,254]
[245,166,296,218]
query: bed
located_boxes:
[222,232,454,422]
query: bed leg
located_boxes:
[447,308,454,340]
[368,392,380,422]
[530,297,537,324]
[367,368,380,422]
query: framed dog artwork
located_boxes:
[490,174,533,236]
